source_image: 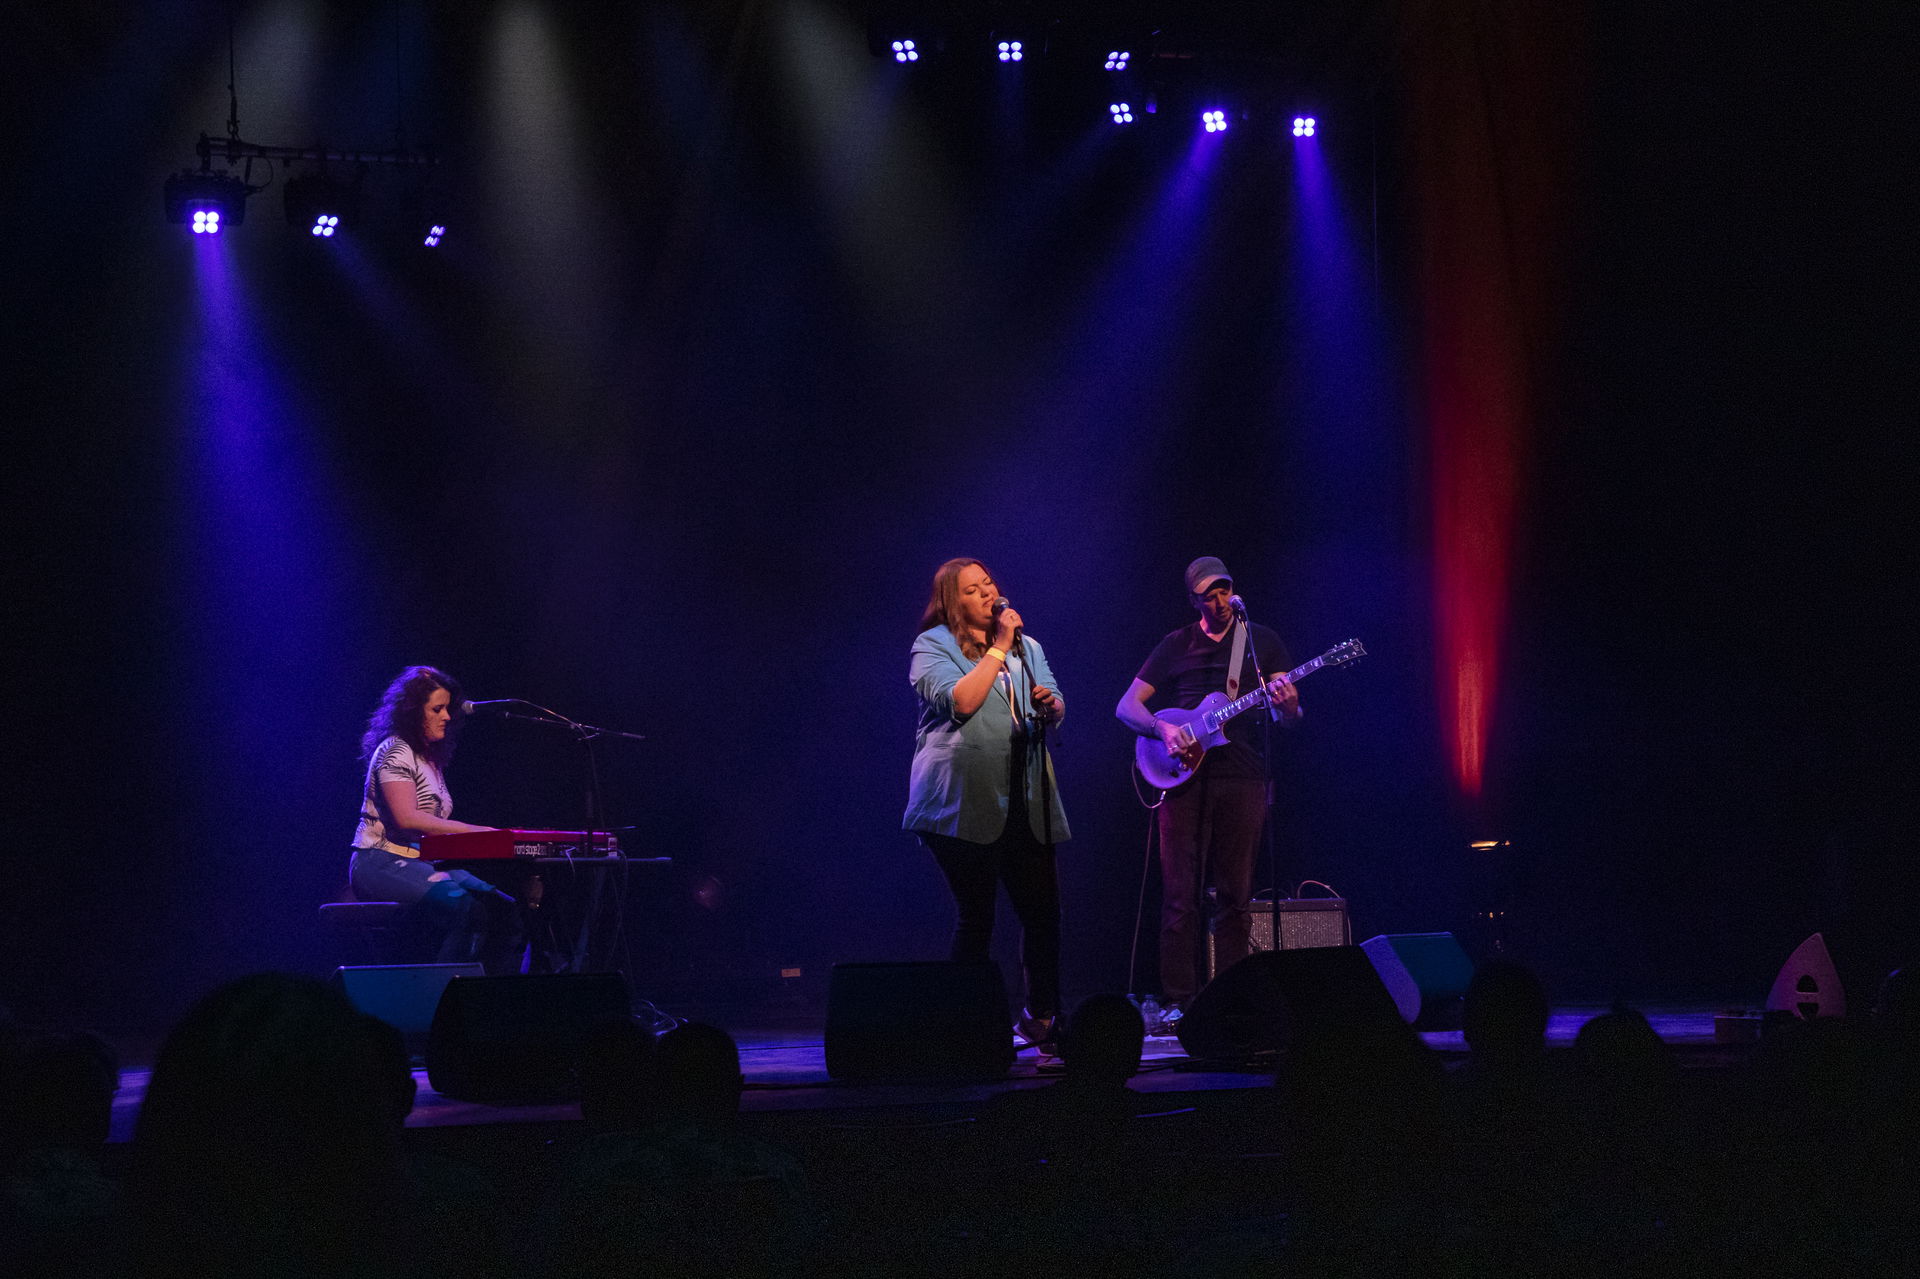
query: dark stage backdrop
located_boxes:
[4,1,1911,1032]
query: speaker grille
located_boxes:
[1208,896,1351,971]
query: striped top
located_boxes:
[352,735,452,857]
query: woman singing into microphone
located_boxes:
[348,666,515,969]
[903,559,1070,1051]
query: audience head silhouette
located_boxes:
[129,973,432,1278]
[1463,959,1550,1062]
[1574,1003,1678,1090]
[1059,994,1145,1083]
[657,1022,743,1125]
[579,1013,660,1131]
[1871,965,1918,1040]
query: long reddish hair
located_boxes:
[917,557,997,661]
[359,665,464,766]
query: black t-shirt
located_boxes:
[1136,621,1292,780]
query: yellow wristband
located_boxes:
[985,646,1008,664]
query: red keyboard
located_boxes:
[421,829,620,861]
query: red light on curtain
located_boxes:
[1408,2,1580,801]
[1430,351,1521,799]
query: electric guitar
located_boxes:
[1134,638,1367,791]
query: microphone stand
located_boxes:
[481,700,647,845]
[474,700,646,972]
[995,607,1053,853]
[1012,626,1059,1027]
[1236,607,1284,964]
[1012,630,1054,849]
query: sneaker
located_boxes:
[1014,1008,1058,1054]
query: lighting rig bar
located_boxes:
[194,131,441,170]
[167,10,447,238]
[166,132,445,237]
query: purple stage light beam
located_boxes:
[176,225,357,805]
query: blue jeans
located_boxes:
[348,848,520,971]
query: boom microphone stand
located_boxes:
[476,698,645,850]
[470,699,646,972]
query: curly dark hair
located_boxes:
[359,665,464,765]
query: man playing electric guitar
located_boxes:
[1115,556,1302,1015]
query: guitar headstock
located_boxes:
[1321,638,1367,668]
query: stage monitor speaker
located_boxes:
[332,963,483,1055]
[825,961,1013,1083]
[1765,932,1845,1020]
[1176,946,1405,1061]
[425,972,632,1103]
[1208,895,1352,970]
[1360,932,1474,1029]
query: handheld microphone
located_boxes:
[991,597,1025,654]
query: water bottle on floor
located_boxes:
[1130,994,1168,1036]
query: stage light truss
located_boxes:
[164,132,445,243]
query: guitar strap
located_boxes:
[1225,618,1249,699]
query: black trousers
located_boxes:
[922,822,1062,1020]
[1157,773,1267,1005]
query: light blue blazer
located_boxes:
[903,626,1071,845]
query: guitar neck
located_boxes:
[1202,655,1324,732]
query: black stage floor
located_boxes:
[104,1003,1743,1143]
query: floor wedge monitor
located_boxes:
[1177,945,1404,1061]
[425,972,632,1103]
[1360,932,1475,1029]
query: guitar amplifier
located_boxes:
[1209,895,1351,969]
